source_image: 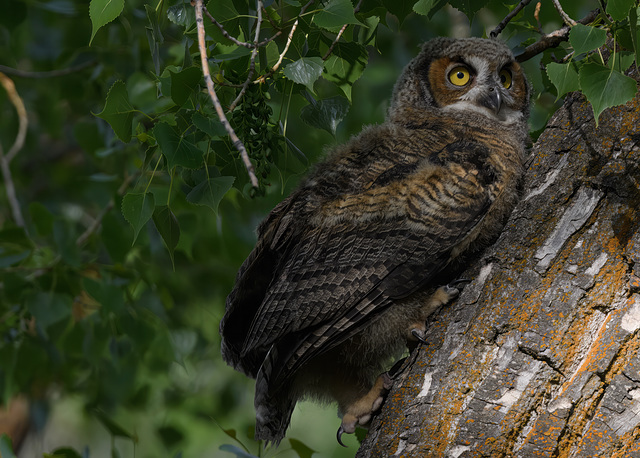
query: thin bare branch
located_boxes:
[194,0,259,189]
[490,0,533,38]
[0,73,28,228]
[229,1,263,112]
[203,7,253,48]
[322,0,363,60]
[0,60,97,79]
[76,173,135,246]
[552,0,577,26]
[0,74,28,163]
[257,18,299,83]
[516,9,600,62]
[534,2,543,33]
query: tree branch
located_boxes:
[0,60,97,79]
[516,8,600,62]
[194,0,259,189]
[322,0,363,60]
[490,0,533,38]
[76,173,135,246]
[229,1,263,112]
[0,73,28,228]
[552,0,577,26]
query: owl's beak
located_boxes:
[480,88,502,115]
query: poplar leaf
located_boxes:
[579,63,637,125]
[152,206,180,265]
[546,62,580,99]
[569,24,607,55]
[154,122,205,169]
[283,58,324,92]
[89,0,124,44]
[121,192,155,244]
[313,0,360,31]
[186,176,235,214]
[95,81,135,143]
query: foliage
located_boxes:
[0,0,638,456]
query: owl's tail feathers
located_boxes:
[253,347,295,446]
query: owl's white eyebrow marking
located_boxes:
[465,56,491,81]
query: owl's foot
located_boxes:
[408,279,470,345]
[336,373,393,447]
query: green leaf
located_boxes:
[29,202,54,236]
[121,192,155,244]
[218,444,258,458]
[608,51,635,72]
[546,61,580,99]
[89,0,124,44]
[323,42,368,101]
[47,447,84,458]
[186,176,235,213]
[569,24,607,56]
[631,6,640,73]
[301,95,350,136]
[448,0,486,18]
[93,409,136,440]
[313,0,361,31]
[283,57,325,92]
[167,1,195,28]
[152,206,180,264]
[607,0,635,21]
[0,434,16,458]
[169,67,201,106]
[26,292,72,336]
[413,0,450,18]
[578,62,637,125]
[289,438,316,458]
[192,112,226,137]
[154,122,205,169]
[95,80,135,143]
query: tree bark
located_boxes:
[357,80,640,457]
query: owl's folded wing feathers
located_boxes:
[234,152,497,384]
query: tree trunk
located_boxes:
[357,81,640,457]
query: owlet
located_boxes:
[220,37,530,445]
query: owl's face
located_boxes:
[391,38,530,125]
[428,53,527,124]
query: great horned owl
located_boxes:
[220,37,530,445]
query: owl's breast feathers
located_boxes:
[220,114,524,385]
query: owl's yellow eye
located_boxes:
[500,69,512,89]
[448,66,470,86]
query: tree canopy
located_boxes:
[0,0,639,456]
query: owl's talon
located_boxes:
[411,328,428,345]
[336,426,348,447]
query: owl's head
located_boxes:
[390,37,530,125]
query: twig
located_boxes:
[534,2,543,33]
[0,60,97,79]
[516,9,600,62]
[203,8,253,48]
[490,0,533,38]
[194,0,259,189]
[0,73,28,228]
[256,18,299,83]
[76,173,135,246]
[229,1,263,112]
[552,0,577,26]
[322,0,363,60]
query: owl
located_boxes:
[220,37,530,445]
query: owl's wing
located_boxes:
[237,154,498,384]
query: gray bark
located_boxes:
[357,82,640,457]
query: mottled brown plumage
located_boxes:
[220,37,530,444]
